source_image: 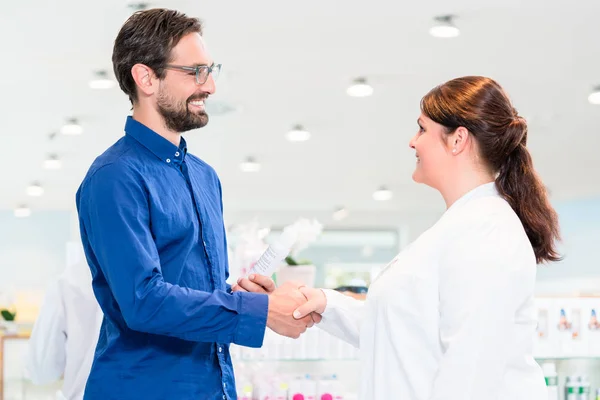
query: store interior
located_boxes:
[1,0,600,399]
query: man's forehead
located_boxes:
[171,33,211,64]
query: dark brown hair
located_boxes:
[112,8,203,104]
[421,76,561,264]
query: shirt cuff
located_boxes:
[321,289,343,318]
[232,291,268,348]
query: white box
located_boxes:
[584,297,600,357]
[555,298,588,357]
[533,297,559,358]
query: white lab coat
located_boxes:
[25,255,103,400]
[319,183,547,400]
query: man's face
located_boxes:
[156,32,216,133]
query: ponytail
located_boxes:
[495,144,561,264]
[420,75,562,264]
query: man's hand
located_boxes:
[233,275,323,324]
[266,281,314,338]
[232,274,275,294]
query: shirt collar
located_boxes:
[124,116,187,165]
[446,181,499,214]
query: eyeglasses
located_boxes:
[163,63,222,85]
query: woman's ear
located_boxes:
[449,126,470,155]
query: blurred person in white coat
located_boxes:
[235,76,562,400]
[25,246,103,400]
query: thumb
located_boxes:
[293,302,314,320]
[293,291,319,319]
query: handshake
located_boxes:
[232,275,326,339]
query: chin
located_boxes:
[197,115,209,127]
[190,113,209,129]
[412,171,422,183]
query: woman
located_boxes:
[236,76,561,399]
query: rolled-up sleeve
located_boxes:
[78,163,268,347]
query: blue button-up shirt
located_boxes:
[76,116,268,400]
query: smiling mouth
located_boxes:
[188,99,205,110]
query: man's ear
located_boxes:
[131,64,159,99]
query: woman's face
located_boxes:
[408,113,455,190]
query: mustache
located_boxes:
[187,94,208,102]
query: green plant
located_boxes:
[285,255,312,266]
[1,309,16,321]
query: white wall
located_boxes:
[535,197,600,295]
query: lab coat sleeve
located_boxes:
[318,289,365,348]
[77,164,268,347]
[24,282,67,384]
[429,216,520,399]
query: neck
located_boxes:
[132,104,181,147]
[439,168,495,209]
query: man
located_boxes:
[76,8,312,400]
[25,252,102,400]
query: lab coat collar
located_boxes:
[445,181,499,214]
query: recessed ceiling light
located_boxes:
[14,205,31,218]
[43,154,62,170]
[127,2,150,11]
[89,70,116,89]
[286,124,311,142]
[429,15,460,38]
[332,206,349,221]
[240,157,261,172]
[346,77,373,97]
[373,186,393,201]
[588,86,600,105]
[26,182,44,197]
[61,118,83,135]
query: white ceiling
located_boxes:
[1,0,599,226]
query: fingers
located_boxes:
[275,319,308,339]
[299,286,326,314]
[248,274,276,293]
[236,274,276,294]
[293,287,327,319]
[305,316,314,328]
[231,284,246,293]
[236,277,270,294]
[310,312,322,324]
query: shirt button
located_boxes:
[203,241,207,246]
[166,159,171,163]
[222,396,226,399]
[223,383,227,389]
[175,152,180,157]
[218,346,222,352]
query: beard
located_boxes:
[156,86,209,133]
